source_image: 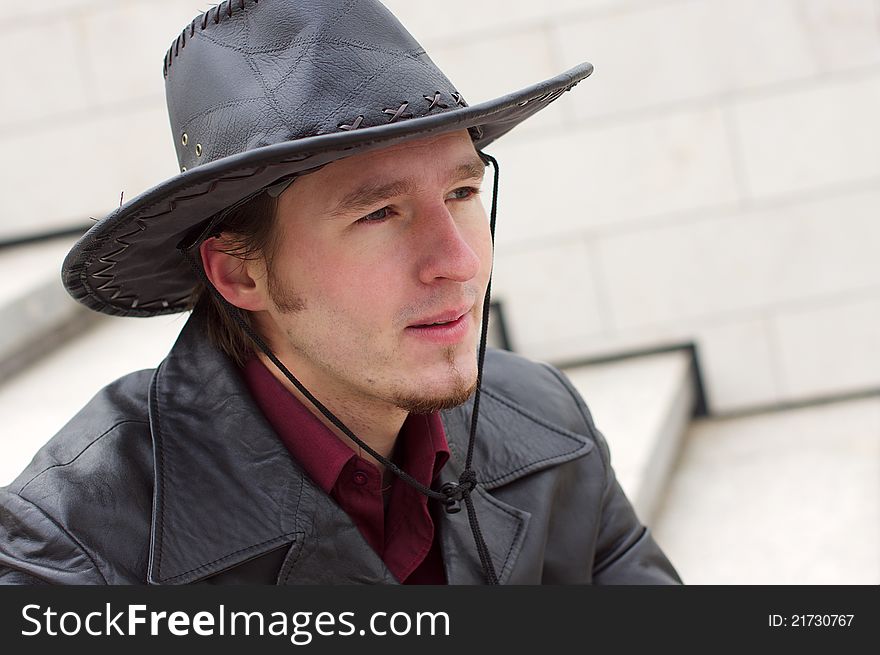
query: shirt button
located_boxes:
[353,471,369,486]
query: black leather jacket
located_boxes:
[0,310,681,584]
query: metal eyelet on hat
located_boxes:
[181,133,188,146]
[195,144,202,157]
[180,166,187,172]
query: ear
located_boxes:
[199,237,268,312]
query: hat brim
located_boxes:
[63,62,592,317]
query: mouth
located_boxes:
[405,306,473,345]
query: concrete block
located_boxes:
[772,294,880,401]
[557,0,880,120]
[0,20,91,128]
[0,237,91,385]
[731,72,880,199]
[381,0,611,43]
[80,0,201,106]
[595,189,880,330]
[802,0,880,73]
[0,238,75,305]
[491,239,605,352]
[692,318,782,413]
[0,0,99,22]
[427,26,566,137]
[557,1,728,118]
[0,103,176,239]
[485,105,739,246]
[510,311,785,414]
[555,0,807,119]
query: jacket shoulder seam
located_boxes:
[17,419,150,496]
[5,492,109,584]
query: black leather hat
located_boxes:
[62,0,592,317]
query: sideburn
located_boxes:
[267,265,307,314]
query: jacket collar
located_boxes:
[147,308,592,584]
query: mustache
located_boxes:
[397,285,482,327]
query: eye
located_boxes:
[447,186,480,200]
[356,206,392,224]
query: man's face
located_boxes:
[253,130,492,415]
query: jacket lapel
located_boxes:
[148,308,305,584]
[437,386,594,584]
[276,485,397,585]
[433,453,530,584]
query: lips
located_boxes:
[404,304,474,346]
[409,306,470,328]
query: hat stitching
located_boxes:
[198,30,315,58]
[301,51,401,130]
[88,219,148,303]
[308,46,458,134]
[169,36,439,152]
[243,40,296,138]
[237,0,362,136]
[335,90,461,133]
[176,33,429,62]
[165,0,261,77]
[383,102,412,123]
[165,0,358,76]
[338,116,364,131]
[424,92,448,111]
[269,41,428,92]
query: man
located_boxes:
[0,0,680,584]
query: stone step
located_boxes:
[0,237,92,381]
[653,397,880,584]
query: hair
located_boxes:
[187,190,280,366]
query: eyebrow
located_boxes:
[329,156,487,217]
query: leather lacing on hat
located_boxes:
[181,152,502,584]
[165,0,260,77]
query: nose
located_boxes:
[414,202,483,285]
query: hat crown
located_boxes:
[164,0,466,172]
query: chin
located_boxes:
[392,367,478,414]
[393,384,476,414]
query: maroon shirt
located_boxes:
[240,357,449,584]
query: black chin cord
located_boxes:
[180,152,500,585]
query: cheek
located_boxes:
[294,243,405,319]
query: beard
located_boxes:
[392,376,477,414]
[390,345,478,414]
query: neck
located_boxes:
[255,351,407,472]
